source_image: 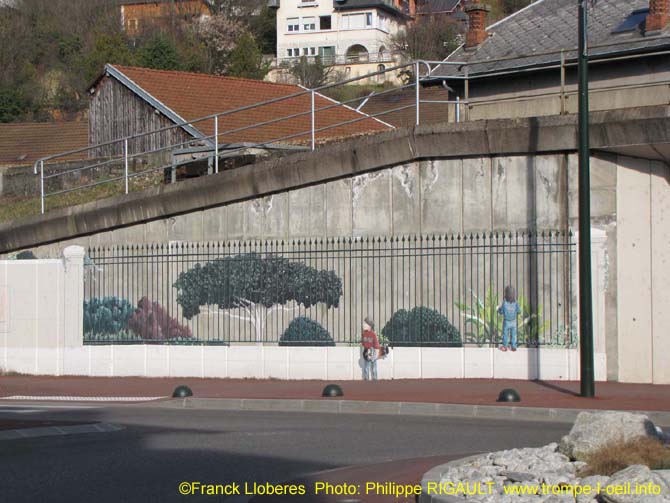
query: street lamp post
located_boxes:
[578,0,595,397]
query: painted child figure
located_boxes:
[361,317,381,380]
[498,286,521,352]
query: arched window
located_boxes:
[346,44,369,63]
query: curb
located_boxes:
[1,396,167,402]
[152,398,670,425]
[0,422,125,441]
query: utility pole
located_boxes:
[578,0,595,397]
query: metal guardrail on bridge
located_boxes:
[33,60,466,215]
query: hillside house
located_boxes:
[119,0,212,37]
[267,0,416,84]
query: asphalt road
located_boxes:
[0,402,572,503]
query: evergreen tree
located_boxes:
[226,32,270,80]
[80,33,136,83]
[138,34,181,71]
[0,87,30,123]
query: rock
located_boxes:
[541,470,577,486]
[559,412,662,461]
[572,461,588,472]
[601,464,670,503]
[502,471,536,482]
[540,496,575,503]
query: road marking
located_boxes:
[0,408,43,414]
[1,396,166,402]
[0,422,124,441]
[0,405,100,415]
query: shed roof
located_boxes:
[0,121,88,168]
[97,65,391,145]
[418,0,461,14]
[435,0,670,78]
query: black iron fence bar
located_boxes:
[89,239,574,262]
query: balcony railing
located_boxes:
[273,51,397,68]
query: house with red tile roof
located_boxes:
[88,64,392,159]
[0,121,88,168]
[119,0,212,37]
[0,121,89,201]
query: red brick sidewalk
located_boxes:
[1,376,669,411]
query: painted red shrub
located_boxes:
[128,297,192,340]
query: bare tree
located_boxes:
[392,15,462,61]
[195,14,246,74]
[289,56,339,89]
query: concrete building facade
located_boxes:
[268,0,416,84]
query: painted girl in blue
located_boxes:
[498,286,521,351]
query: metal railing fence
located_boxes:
[273,51,397,67]
[84,230,575,347]
[33,60,466,214]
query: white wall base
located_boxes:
[2,345,606,381]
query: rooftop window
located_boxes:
[612,8,648,34]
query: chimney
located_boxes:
[465,0,490,48]
[646,0,669,33]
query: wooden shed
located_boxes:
[87,64,392,159]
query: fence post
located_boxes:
[560,50,566,115]
[310,90,316,151]
[40,160,45,214]
[214,115,219,173]
[124,138,129,194]
[456,96,461,123]
[464,66,470,122]
[62,246,86,358]
[415,61,420,126]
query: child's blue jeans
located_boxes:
[502,322,517,349]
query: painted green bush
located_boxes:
[83,297,134,336]
[381,307,461,346]
[279,316,335,346]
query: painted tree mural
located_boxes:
[173,253,343,342]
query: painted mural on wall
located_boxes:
[83,232,574,347]
[83,296,194,344]
[173,253,343,343]
[382,306,461,347]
